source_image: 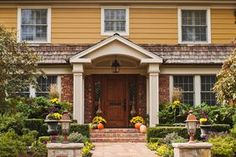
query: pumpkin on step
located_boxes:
[140,125,147,133]
[97,123,104,129]
[135,122,142,129]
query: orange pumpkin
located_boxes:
[140,125,147,133]
[135,122,142,129]
[97,123,104,129]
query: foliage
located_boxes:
[38,136,50,144]
[0,113,26,134]
[159,102,191,124]
[210,124,231,132]
[159,132,187,145]
[156,144,173,157]
[0,25,40,105]
[230,125,236,138]
[24,119,48,136]
[147,127,189,142]
[68,132,85,143]
[81,142,94,157]
[209,135,236,157]
[213,49,236,105]
[46,112,62,120]
[130,116,145,124]
[69,124,90,138]
[20,129,38,146]
[31,140,47,157]
[92,116,107,124]
[146,142,159,151]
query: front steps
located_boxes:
[90,128,146,142]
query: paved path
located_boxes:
[92,142,156,157]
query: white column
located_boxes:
[194,75,201,106]
[148,64,160,127]
[72,64,84,124]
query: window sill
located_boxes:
[101,31,129,36]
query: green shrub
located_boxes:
[38,136,50,144]
[156,144,173,157]
[21,129,38,146]
[24,119,48,136]
[211,124,231,132]
[147,127,189,142]
[70,124,90,138]
[159,132,187,145]
[209,135,236,157]
[68,132,85,143]
[146,142,159,151]
[31,140,47,157]
[230,125,236,138]
[81,142,94,157]
[0,113,26,134]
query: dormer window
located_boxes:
[18,8,51,43]
[101,7,129,36]
[178,8,211,44]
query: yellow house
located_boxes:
[0,0,236,127]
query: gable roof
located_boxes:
[70,33,163,64]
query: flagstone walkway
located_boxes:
[92,142,156,157]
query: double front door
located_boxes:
[93,75,137,128]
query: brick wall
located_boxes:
[159,74,170,104]
[61,74,73,103]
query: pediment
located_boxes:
[70,34,163,64]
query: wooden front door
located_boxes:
[104,76,127,127]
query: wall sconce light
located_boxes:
[111,59,120,73]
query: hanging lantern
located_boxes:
[111,59,120,73]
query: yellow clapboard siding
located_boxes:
[211,9,236,44]
[0,9,17,29]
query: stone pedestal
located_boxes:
[172,142,212,157]
[47,143,84,157]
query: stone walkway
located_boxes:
[92,142,156,157]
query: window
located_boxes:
[101,7,129,35]
[179,8,210,43]
[36,76,57,97]
[173,76,194,105]
[18,8,51,43]
[201,75,216,105]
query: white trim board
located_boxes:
[17,6,51,43]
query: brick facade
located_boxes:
[61,74,73,103]
[159,74,170,104]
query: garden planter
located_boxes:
[200,124,211,140]
[45,120,59,135]
[135,123,142,129]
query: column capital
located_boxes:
[148,64,160,73]
[72,64,84,73]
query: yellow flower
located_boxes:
[200,118,208,124]
[48,112,62,120]
[50,98,59,104]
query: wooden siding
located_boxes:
[0,7,235,44]
[211,9,236,44]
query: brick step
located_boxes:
[91,137,146,143]
[91,128,140,133]
[90,132,146,138]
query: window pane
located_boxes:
[181,10,207,42]
[104,9,126,32]
[201,75,216,105]
[36,76,57,97]
[173,76,194,105]
[21,9,47,42]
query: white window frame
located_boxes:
[17,6,51,43]
[101,6,129,36]
[178,7,211,44]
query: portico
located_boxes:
[70,34,162,127]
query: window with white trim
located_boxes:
[19,8,50,42]
[180,9,209,43]
[173,76,194,105]
[36,75,57,97]
[102,8,128,35]
[201,75,216,105]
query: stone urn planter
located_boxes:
[45,119,59,135]
[200,124,211,140]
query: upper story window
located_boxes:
[18,8,51,43]
[178,8,211,44]
[101,7,129,36]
